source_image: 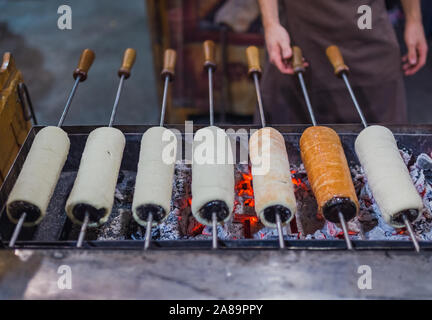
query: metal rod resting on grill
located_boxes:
[8,212,26,248]
[402,214,420,252]
[246,46,286,249]
[293,46,354,251]
[212,212,218,249]
[275,213,285,249]
[8,49,95,248]
[75,48,135,248]
[143,49,177,250]
[326,45,420,252]
[144,213,153,250]
[76,213,89,248]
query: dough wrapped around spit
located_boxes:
[300,126,359,223]
[132,127,177,226]
[192,126,235,226]
[249,127,297,228]
[7,126,70,226]
[355,125,423,227]
[65,127,125,227]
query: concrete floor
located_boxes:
[0,0,158,126]
[0,0,431,125]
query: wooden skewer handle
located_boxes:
[73,49,95,82]
[292,46,306,74]
[118,48,137,79]
[246,46,262,77]
[161,49,176,81]
[326,45,349,76]
[203,40,217,70]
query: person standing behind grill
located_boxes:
[257,0,428,124]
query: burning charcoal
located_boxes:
[234,164,256,217]
[398,146,414,165]
[158,210,181,240]
[96,209,134,240]
[309,229,326,240]
[113,170,136,207]
[88,152,432,242]
[416,153,432,171]
[423,172,432,185]
[114,189,124,202]
[357,209,378,232]
[254,227,296,240]
[200,222,244,240]
[117,170,125,184]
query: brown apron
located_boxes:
[260,0,407,125]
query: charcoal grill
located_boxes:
[1,124,432,299]
[2,123,432,250]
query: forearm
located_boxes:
[258,0,280,28]
[400,0,422,24]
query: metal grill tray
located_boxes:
[1,124,432,250]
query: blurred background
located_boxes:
[0,0,431,126]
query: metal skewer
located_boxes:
[341,73,368,128]
[143,49,176,250]
[275,212,285,249]
[252,71,266,128]
[108,75,125,127]
[212,212,218,249]
[325,46,368,128]
[144,212,153,250]
[160,76,170,127]
[203,40,219,249]
[58,76,81,127]
[338,212,353,250]
[208,67,215,126]
[75,48,135,248]
[8,49,95,248]
[246,46,286,249]
[326,45,420,252]
[204,40,216,127]
[76,212,89,248]
[297,72,317,127]
[293,46,354,250]
[402,214,420,253]
[8,212,26,248]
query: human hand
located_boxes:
[264,23,295,74]
[402,21,428,76]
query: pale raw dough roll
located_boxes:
[65,127,125,227]
[249,127,296,228]
[132,127,177,226]
[192,126,234,226]
[355,125,423,227]
[7,126,70,226]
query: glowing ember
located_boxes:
[235,172,255,207]
[336,230,358,239]
[249,216,259,224]
[291,169,308,191]
[191,223,205,236]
